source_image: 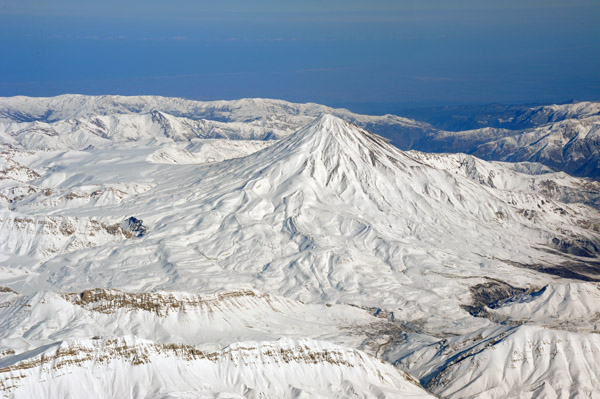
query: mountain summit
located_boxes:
[282,113,394,157]
[246,113,414,202]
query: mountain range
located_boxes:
[1,95,599,180]
[1,95,600,398]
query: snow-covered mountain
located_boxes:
[2,94,599,180]
[1,99,600,398]
[0,94,432,151]
[356,104,600,185]
[4,115,599,297]
[470,117,600,179]
[392,102,600,180]
[0,110,299,150]
[415,114,600,180]
[2,95,599,180]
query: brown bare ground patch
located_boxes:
[62,288,276,316]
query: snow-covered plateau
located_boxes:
[0,95,600,398]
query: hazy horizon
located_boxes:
[1,1,599,113]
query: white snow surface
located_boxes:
[0,95,430,150]
[0,289,383,355]
[1,100,600,398]
[488,283,600,332]
[146,140,273,165]
[0,336,433,399]
[396,324,600,399]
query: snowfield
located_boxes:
[0,95,599,398]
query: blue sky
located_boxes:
[1,1,599,111]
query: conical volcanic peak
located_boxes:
[291,114,393,150]
[267,113,409,173]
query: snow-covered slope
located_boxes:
[487,282,600,332]
[0,111,285,150]
[395,324,600,399]
[1,110,600,398]
[0,288,433,398]
[0,336,434,399]
[411,151,600,209]
[401,101,600,132]
[146,140,272,165]
[519,101,600,125]
[0,288,385,354]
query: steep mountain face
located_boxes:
[1,108,600,398]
